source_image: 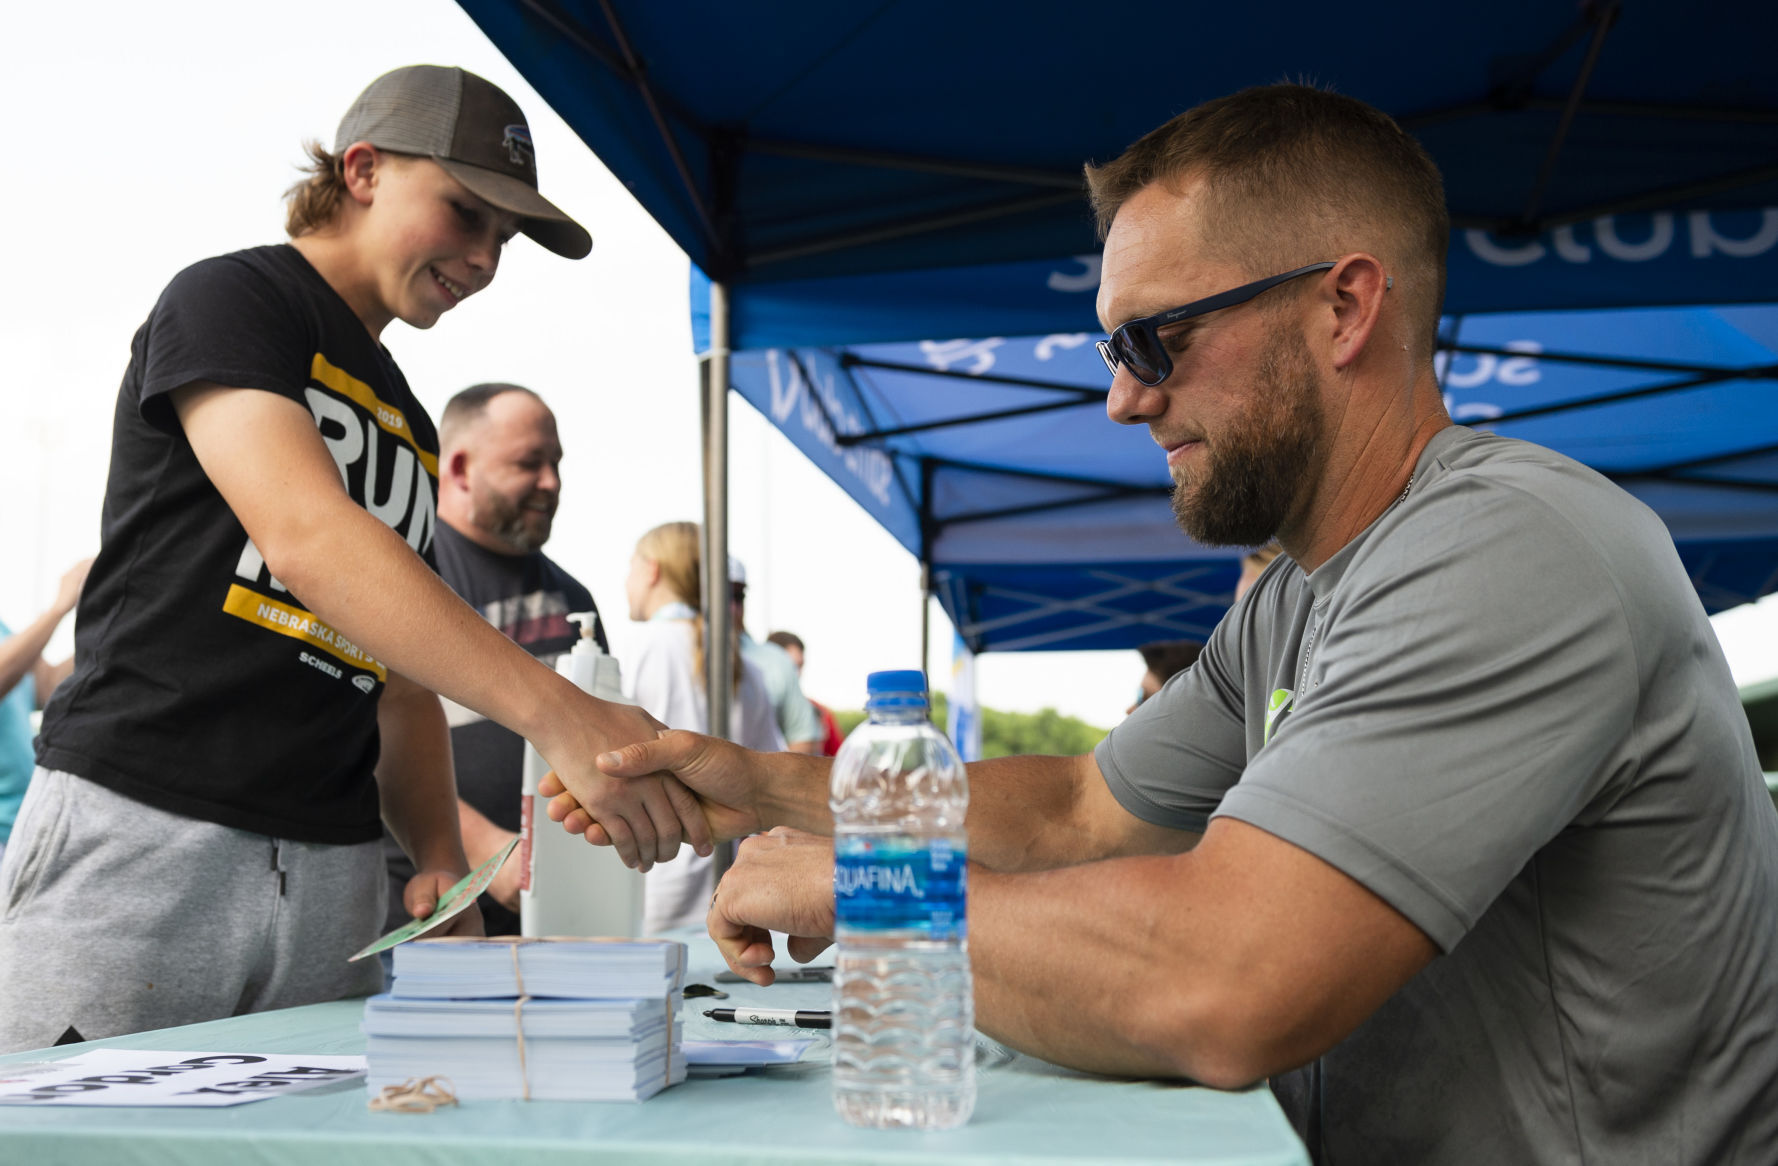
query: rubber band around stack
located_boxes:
[368,1075,459,1113]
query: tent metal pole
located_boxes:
[747,189,1081,270]
[1520,0,1620,226]
[701,279,734,886]
[836,397,1102,445]
[745,137,1080,189]
[919,457,936,689]
[921,561,932,688]
[840,355,1110,395]
[596,0,723,252]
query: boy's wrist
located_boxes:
[411,834,471,879]
[510,669,585,758]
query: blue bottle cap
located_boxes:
[866,670,927,697]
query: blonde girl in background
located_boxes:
[623,522,783,932]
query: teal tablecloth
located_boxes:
[0,933,1308,1165]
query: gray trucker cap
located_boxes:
[334,65,592,260]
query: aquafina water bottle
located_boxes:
[829,669,974,1129]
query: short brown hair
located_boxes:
[438,383,542,451]
[1138,640,1203,685]
[284,140,349,238]
[1085,84,1449,359]
[284,142,421,238]
[766,631,804,654]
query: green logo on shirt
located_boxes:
[1264,688,1294,744]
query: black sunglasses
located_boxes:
[1096,261,1337,387]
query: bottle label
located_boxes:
[833,836,966,940]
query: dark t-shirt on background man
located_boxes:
[38,245,439,845]
[382,521,603,936]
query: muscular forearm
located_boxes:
[748,750,1166,873]
[376,681,469,875]
[751,749,838,834]
[967,820,1436,1088]
[960,753,1138,871]
[968,858,1218,1080]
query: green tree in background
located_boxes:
[832,693,1109,759]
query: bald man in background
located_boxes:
[382,383,606,937]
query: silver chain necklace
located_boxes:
[1296,473,1415,695]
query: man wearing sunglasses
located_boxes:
[549,84,1778,1165]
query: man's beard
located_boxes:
[473,487,554,553]
[1170,326,1322,547]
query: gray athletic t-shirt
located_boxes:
[1096,426,1778,1165]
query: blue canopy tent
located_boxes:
[457,0,1778,703]
[721,304,1778,654]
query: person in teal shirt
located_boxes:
[0,559,89,861]
[0,636,33,846]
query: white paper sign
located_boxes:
[0,1049,366,1107]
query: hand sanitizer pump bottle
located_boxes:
[518,612,648,938]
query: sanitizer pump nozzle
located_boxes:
[559,612,625,704]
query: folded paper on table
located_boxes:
[682,1038,816,1079]
[0,1050,365,1107]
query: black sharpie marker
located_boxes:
[703,1007,832,1029]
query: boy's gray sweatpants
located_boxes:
[0,767,385,1054]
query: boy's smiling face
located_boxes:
[350,150,520,334]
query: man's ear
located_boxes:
[1325,253,1389,372]
[445,448,471,488]
[339,141,380,208]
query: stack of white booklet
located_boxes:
[363,938,687,1102]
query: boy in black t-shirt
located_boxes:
[0,66,709,1053]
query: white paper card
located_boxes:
[0,1049,366,1107]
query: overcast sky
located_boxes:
[5,1,1775,737]
[0,0,1157,728]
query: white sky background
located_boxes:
[0,0,1150,729]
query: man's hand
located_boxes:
[707,827,837,986]
[404,868,485,938]
[535,700,714,872]
[538,729,765,847]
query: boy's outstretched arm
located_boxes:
[172,382,710,870]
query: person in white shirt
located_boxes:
[623,522,783,932]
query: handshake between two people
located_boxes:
[537,730,836,986]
